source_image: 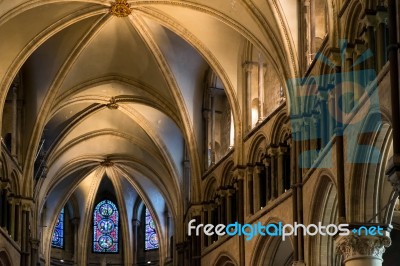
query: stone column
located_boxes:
[365,14,377,76]
[15,199,21,243]
[6,194,11,234]
[210,88,216,165]
[203,109,211,169]
[387,0,400,183]
[318,89,329,147]
[176,242,185,266]
[376,8,388,71]
[9,196,15,239]
[304,0,312,64]
[226,189,233,224]
[188,206,201,266]
[11,84,18,158]
[263,157,271,202]
[21,208,30,266]
[296,163,304,262]
[243,62,254,132]
[246,165,254,215]
[310,113,319,163]
[336,233,391,266]
[327,89,336,140]
[30,238,40,266]
[0,187,2,227]
[253,167,261,212]
[268,148,277,200]
[201,207,208,248]
[353,40,366,103]
[223,192,228,225]
[277,147,285,195]
[233,167,245,266]
[210,202,218,243]
[293,122,305,263]
[0,184,8,228]
[344,47,355,111]
[216,194,223,226]
[291,131,299,263]
[183,158,191,211]
[333,62,347,222]
[71,218,80,265]
[302,117,311,171]
[165,211,173,261]
[257,60,265,124]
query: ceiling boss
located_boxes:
[110,0,132,17]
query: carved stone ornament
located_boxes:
[106,97,119,109]
[110,0,132,17]
[336,234,391,262]
[386,155,400,194]
[100,159,114,167]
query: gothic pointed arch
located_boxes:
[214,253,237,266]
[308,173,340,266]
[250,218,294,266]
[0,250,12,266]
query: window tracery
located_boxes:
[93,200,119,253]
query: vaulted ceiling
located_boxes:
[0,0,299,262]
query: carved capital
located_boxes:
[345,46,354,60]
[132,218,140,227]
[106,97,119,109]
[21,198,34,211]
[277,146,288,155]
[336,234,391,262]
[354,39,366,55]
[30,238,40,249]
[242,61,257,73]
[232,166,246,181]
[386,155,400,193]
[290,119,302,133]
[189,205,203,217]
[376,9,388,24]
[246,164,254,176]
[0,180,10,190]
[365,14,377,27]
[254,163,264,174]
[226,188,235,197]
[267,147,277,157]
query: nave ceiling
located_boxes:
[0,0,299,262]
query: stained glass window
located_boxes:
[93,200,119,253]
[145,208,159,250]
[51,208,64,248]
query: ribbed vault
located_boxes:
[0,0,297,264]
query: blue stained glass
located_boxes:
[52,208,64,248]
[145,208,159,250]
[93,200,119,253]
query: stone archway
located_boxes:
[0,250,12,266]
[214,254,237,266]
